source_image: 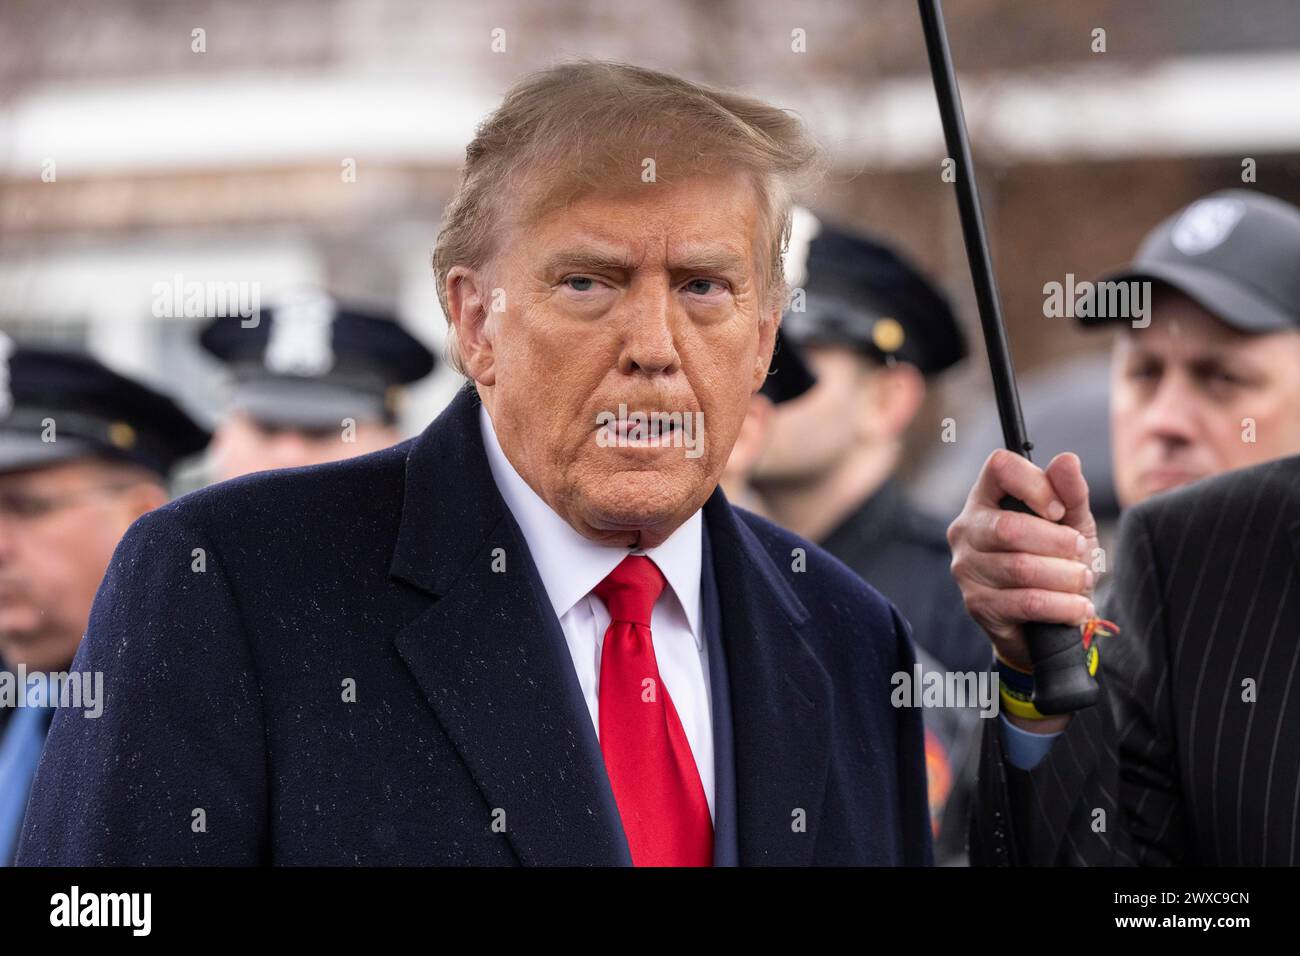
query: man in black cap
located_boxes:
[0,339,207,865]
[200,289,436,481]
[1083,189,1300,509]
[948,188,1300,864]
[749,209,986,675]
[742,209,985,864]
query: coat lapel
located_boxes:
[702,492,834,866]
[389,385,630,866]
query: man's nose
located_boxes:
[618,285,681,376]
[271,431,314,457]
[1141,371,1201,445]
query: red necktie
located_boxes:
[593,555,713,866]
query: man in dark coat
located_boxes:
[750,208,986,678]
[746,210,985,864]
[17,61,933,867]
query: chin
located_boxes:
[1136,473,1202,503]
[579,471,701,531]
[0,615,38,644]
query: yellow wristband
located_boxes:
[999,683,1049,721]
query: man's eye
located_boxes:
[0,496,52,518]
[564,276,598,292]
[684,278,725,296]
[1209,370,1246,387]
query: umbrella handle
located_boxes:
[999,495,1100,713]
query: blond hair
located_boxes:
[431,59,825,373]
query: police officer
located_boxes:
[200,289,436,481]
[744,210,983,864]
[0,340,208,865]
[750,209,986,676]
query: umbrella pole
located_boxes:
[917,0,1098,713]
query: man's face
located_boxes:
[753,345,870,483]
[0,460,156,671]
[1111,290,1300,507]
[210,412,401,482]
[460,171,778,548]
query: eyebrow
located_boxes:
[1125,342,1264,375]
[540,248,639,275]
[671,247,750,275]
[540,245,750,277]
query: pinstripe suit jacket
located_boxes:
[971,453,1300,865]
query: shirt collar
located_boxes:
[479,404,702,648]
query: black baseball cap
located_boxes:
[200,289,436,430]
[1085,189,1300,333]
[0,339,209,478]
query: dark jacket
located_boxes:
[18,385,932,866]
[971,453,1300,865]
[821,480,989,676]
[820,479,986,865]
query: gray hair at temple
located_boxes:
[431,58,827,375]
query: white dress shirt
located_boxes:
[479,405,714,818]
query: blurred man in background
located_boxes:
[1087,189,1300,511]
[952,187,1300,864]
[0,341,207,865]
[749,209,986,676]
[726,322,979,864]
[739,210,983,863]
[201,289,435,481]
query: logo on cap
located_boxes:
[1171,197,1247,255]
[0,332,13,418]
[264,291,337,377]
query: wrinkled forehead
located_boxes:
[497,160,771,270]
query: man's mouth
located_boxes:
[599,418,681,440]
[591,404,707,460]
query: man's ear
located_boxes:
[446,265,498,386]
[751,307,782,392]
[116,480,168,528]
